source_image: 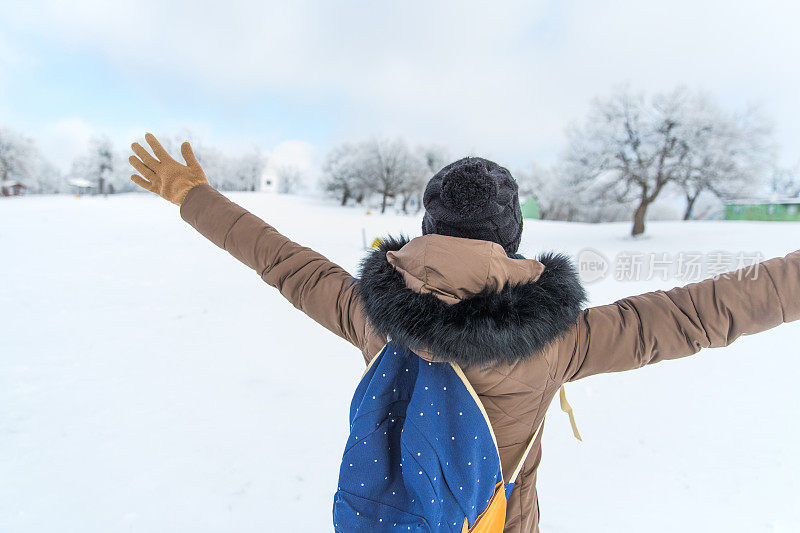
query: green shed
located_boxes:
[724,199,800,222]
[521,197,540,219]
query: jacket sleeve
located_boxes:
[179,184,372,354]
[558,249,800,383]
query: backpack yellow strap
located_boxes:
[508,416,545,484]
[450,362,500,455]
[559,385,582,441]
[360,341,389,380]
[508,385,582,485]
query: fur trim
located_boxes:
[355,233,587,369]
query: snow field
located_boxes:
[1,192,798,532]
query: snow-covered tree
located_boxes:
[394,157,427,214]
[321,142,370,206]
[145,132,264,192]
[231,148,266,192]
[95,137,113,194]
[31,156,62,194]
[405,144,450,213]
[184,142,228,190]
[364,139,432,213]
[0,127,36,188]
[675,101,771,220]
[565,88,688,235]
[515,163,575,220]
[564,86,773,235]
[275,164,305,194]
[516,162,630,222]
[418,145,449,175]
[323,138,427,213]
[362,138,415,214]
[69,136,130,194]
[767,163,800,198]
[0,127,63,194]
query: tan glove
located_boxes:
[129,133,210,205]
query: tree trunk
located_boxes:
[683,193,697,221]
[381,192,388,214]
[401,195,409,214]
[631,199,650,236]
[340,189,350,206]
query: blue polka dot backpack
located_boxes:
[332,339,546,532]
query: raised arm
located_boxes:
[129,133,373,354]
[556,249,800,383]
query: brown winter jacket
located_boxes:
[179,183,800,532]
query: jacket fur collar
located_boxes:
[356,233,587,369]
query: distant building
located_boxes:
[260,163,279,193]
[1,181,27,197]
[521,197,540,219]
[724,198,800,222]
[68,178,95,195]
[259,141,314,193]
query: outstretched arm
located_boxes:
[557,250,800,383]
[129,133,373,355]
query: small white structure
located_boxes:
[260,140,315,193]
[260,162,279,193]
[68,178,95,195]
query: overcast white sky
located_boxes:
[1,0,798,173]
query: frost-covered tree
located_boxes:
[395,157,427,214]
[275,163,305,194]
[134,132,265,192]
[232,148,266,192]
[69,136,129,195]
[0,127,36,189]
[0,127,63,194]
[189,143,229,190]
[406,144,450,213]
[418,145,449,175]
[323,140,447,213]
[565,88,691,235]
[94,137,113,194]
[515,163,576,220]
[767,163,800,198]
[565,86,772,235]
[393,144,450,214]
[516,162,630,222]
[362,138,420,214]
[32,156,62,194]
[675,101,771,220]
[321,142,370,206]
[106,149,138,194]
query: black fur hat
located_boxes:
[421,156,523,255]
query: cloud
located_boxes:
[4,0,800,167]
[0,35,20,66]
[0,33,24,90]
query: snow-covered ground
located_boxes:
[1,192,798,532]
